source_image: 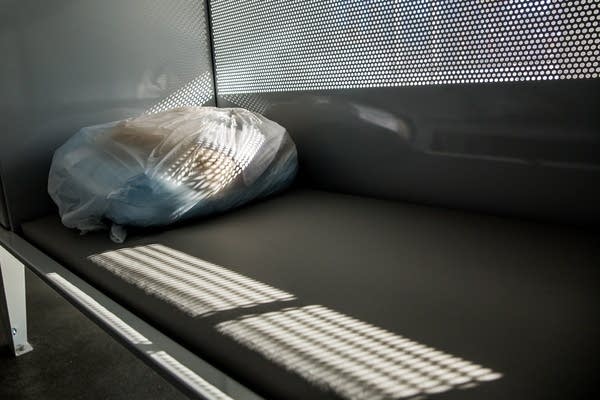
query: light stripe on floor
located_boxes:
[89,244,295,317]
[217,305,501,400]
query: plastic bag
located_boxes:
[48,107,298,242]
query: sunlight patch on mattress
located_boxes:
[89,244,295,317]
[217,305,501,400]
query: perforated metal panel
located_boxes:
[213,0,600,225]
[211,0,600,93]
[146,72,214,114]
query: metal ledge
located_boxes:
[0,228,263,400]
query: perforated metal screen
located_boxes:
[210,0,600,94]
[142,0,215,112]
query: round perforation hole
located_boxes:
[211,0,600,93]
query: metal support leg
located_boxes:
[0,245,33,356]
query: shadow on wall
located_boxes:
[222,94,414,192]
[0,0,76,32]
[267,95,414,183]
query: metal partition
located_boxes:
[0,0,216,230]
[211,0,600,225]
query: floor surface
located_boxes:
[0,269,187,400]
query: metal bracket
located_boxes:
[0,244,33,356]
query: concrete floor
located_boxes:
[0,269,187,400]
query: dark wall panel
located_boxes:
[213,0,600,225]
[220,82,600,225]
[0,0,216,230]
[0,176,8,229]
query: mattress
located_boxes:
[21,189,600,399]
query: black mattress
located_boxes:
[22,189,600,400]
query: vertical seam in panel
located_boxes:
[204,0,220,107]
[0,161,13,231]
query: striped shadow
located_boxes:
[217,305,501,400]
[89,244,295,317]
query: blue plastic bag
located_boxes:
[48,107,297,242]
